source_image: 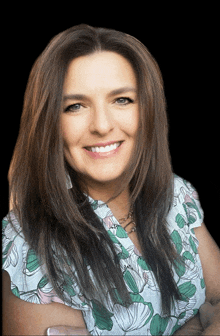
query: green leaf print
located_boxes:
[108,230,120,244]
[117,245,129,260]
[175,213,186,228]
[183,203,188,217]
[26,249,41,273]
[123,269,139,294]
[150,314,169,336]
[189,236,198,254]
[171,321,181,335]
[188,215,196,225]
[183,203,197,224]
[12,285,20,298]
[38,275,49,289]
[92,299,114,331]
[186,201,197,210]
[137,256,151,271]
[171,230,182,254]
[193,309,199,315]
[107,230,129,259]
[116,225,127,238]
[178,311,186,319]
[130,292,146,304]
[183,251,195,263]
[2,240,13,264]
[62,274,76,297]
[201,278,205,289]
[91,200,99,210]
[110,288,127,306]
[174,260,186,277]
[143,302,154,326]
[186,199,202,219]
[178,281,196,302]
[2,219,8,230]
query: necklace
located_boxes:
[118,209,136,235]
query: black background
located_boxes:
[1,7,219,246]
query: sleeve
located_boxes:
[2,213,89,310]
[169,176,206,312]
[2,212,43,303]
[173,175,204,230]
[2,213,29,298]
[2,212,24,273]
[2,213,62,305]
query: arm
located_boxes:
[200,301,220,335]
[174,222,220,336]
[195,222,220,335]
[2,270,88,336]
[173,313,204,335]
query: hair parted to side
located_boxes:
[8,24,182,315]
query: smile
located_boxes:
[86,141,122,153]
[83,141,124,159]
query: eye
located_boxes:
[115,97,134,105]
[64,103,82,113]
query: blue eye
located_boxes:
[115,97,133,105]
[64,103,82,112]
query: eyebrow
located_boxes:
[63,86,137,102]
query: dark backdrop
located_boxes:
[2,11,219,246]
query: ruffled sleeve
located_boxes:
[2,212,91,310]
[2,212,46,303]
[172,175,204,229]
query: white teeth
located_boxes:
[88,142,121,153]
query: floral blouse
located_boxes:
[2,175,206,335]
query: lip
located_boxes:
[85,140,123,148]
[83,141,124,160]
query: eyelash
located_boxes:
[64,97,134,113]
[115,97,134,105]
[64,103,82,112]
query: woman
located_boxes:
[2,24,220,335]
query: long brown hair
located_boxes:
[9,24,182,314]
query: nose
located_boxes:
[89,103,114,136]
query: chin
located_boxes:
[85,171,125,185]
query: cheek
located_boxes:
[61,119,82,169]
[61,126,73,150]
[118,108,139,137]
[61,117,84,148]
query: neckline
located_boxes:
[87,195,107,207]
[88,197,142,255]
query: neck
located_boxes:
[84,179,131,219]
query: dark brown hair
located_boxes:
[9,24,182,314]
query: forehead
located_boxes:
[63,51,137,94]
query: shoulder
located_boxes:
[171,174,204,229]
[2,212,25,271]
[2,213,86,309]
[194,223,220,304]
[2,213,55,305]
[2,211,23,238]
[166,175,204,257]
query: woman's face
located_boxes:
[61,51,139,188]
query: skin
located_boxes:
[3,224,220,335]
[61,51,139,207]
[61,51,141,250]
[2,270,88,335]
[3,52,220,335]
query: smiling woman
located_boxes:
[3,24,220,336]
[61,52,139,186]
